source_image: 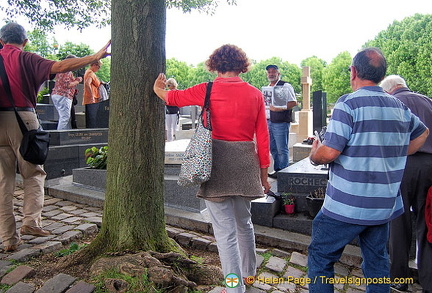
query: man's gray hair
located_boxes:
[380,75,407,93]
[0,23,27,45]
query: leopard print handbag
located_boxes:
[177,82,213,187]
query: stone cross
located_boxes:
[297,67,313,141]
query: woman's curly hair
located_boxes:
[205,44,250,74]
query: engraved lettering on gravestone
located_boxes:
[288,177,327,186]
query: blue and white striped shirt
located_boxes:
[322,86,427,225]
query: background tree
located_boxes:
[300,56,326,94]
[166,58,193,89]
[365,14,432,96]
[189,62,217,85]
[322,51,352,104]
[24,29,57,58]
[56,41,94,59]
[1,0,111,30]
[242,58,302,94]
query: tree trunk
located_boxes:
[91,0,174,253]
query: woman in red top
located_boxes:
[154,44,270,293]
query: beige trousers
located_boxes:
[0,111,46,247]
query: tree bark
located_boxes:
[91,0,174,253]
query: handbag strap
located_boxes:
[0,55,29,134]
[200,82,213,130]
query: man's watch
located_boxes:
[309,157,319,166]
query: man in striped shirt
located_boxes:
[307,48,429,293]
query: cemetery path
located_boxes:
[0,186,424,293]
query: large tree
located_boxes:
[1,0,236,259]
[322,51,352,104]
[365,14,432,97]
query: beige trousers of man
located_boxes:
[0,111,46,247]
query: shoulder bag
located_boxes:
[0,55,50,165]
[177,82,213,187]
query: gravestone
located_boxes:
[43,129,108,179]
[292,91,326,163]
[96,99,110,128]
[277,157,328,212]
[265,158,328,234]
[312,90,327,133]
[251,196,281,227]
[70,139,206,213]
[36,103,58,130]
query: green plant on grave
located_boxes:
[37,87,49,103]
[281,192,295,205]
[85,146,108,169]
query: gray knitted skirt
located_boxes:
[197,139,265,202]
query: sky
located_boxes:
[42,0,432,66]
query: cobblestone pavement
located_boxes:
[0,187,423,293]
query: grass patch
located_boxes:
[55,242,87,257]
[93,268,161,293]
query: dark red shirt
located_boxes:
[0,44,55,108]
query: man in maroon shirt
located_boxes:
[0,22,110,252]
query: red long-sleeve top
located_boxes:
[167,76,270,168]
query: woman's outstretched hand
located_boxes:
[153,73,168,101]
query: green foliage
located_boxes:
[166,58,194,89]
[85,146,108,169]
[166,0,236,14]
[190,255,204,265]
[301,56,327,93]
[55,242,87,257]
[1,0,236,31]
[56,42,94,59]
[242,58,302,94]
[281,192,295,205]
[37,87,49,103]
[258,251,272,263]
[96,57,111,82]
[0,0,111,31]
[365,14,432,97]
[322,51,352,104]
[0,284,12,291]
[24,29,58,58]
[189,62,217,85]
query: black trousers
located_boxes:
[389,152,432,292]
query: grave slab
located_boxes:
[36,104,58,121]
[251,196,281,227]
